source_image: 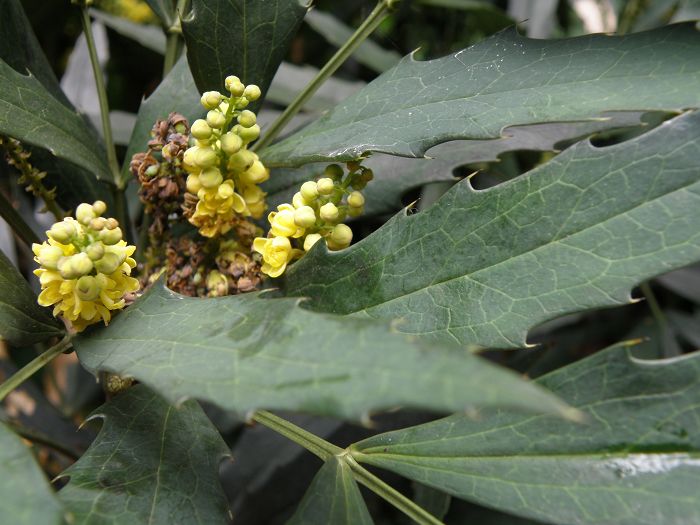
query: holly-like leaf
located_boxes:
[0,422,65,525]
[182,0,309,105]
[120,55,203,184]
[0,249,63,346]
[288,457,373,525]
[261,24,700,167]
[74,281,573,421]
[283,110,700,348]
[0,60,112,182]
[57,385,230,525]
[352,343,700,525]
[264,111,647,217]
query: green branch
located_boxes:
[0,336,73,403]
[0,190,39,247]
[163,0,190,75]
[252,410,442,525]
[253,0,400,152]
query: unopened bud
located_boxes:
[243,84,261,101]
[94,252,121,274]
[292,192,307,209]
[303,233,323,251]
[241,160,268,184]
[347,191,365,208]
[228,150,256,172]
[86,242,105,261]
[206,110,226,129]
[186,174,202,194]
[76,275,100,301]
[201,91,223,109]
[238,110,257,128]
[329,224,353,248]
[316,178,335,196]
[238,124,260,143]
[90,217,106,231]
[76,203,96,225]
[37,245,64,270]
[220,132,243,155]
[104,218,119,230]
[92,200,107,216]
[48,221,76,244]
[60,252,94,279]
[294,206,317,228]
[319,202,339,221]
[99,227,123,246]
[191,119,212,140]
[300,181,319,201]
[194,147,218,168]
[199,167,223,188]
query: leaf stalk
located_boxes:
[252,410,342,460]
[0,335,72,403]
[0,190,39,247]
[253,0,398,152]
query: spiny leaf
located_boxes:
[352,343,700,525]
[288,457,373,525]
[182,0,309,106]
[74,281,572,421]
[57,385,230,525]
[261,23,700,167]
[0,249,63,346]
[283,110,700,348]
[265,112,647,217]
[0,61,112,182]
[0,422,65,525]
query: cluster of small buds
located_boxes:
[253,161,372,277]
[32,201,139,332]
[183,76,268,238]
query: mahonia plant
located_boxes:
[32,201,139,332]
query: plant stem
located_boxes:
[253,0,398,152]
[253,411,442,524]
[0,336,72,403]
[80,7,121,187]
[252,410,342,460]
[0,418,80,460]
[163,0,190,75]
[345,452,443,525]
[640,281,669,356]
[0,190,39,246]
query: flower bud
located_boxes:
[92,200,107,216]
[218,182,235,199]
[303,233,323,251]
[76,275,100,301]
[243,84,261,101]
[238,124,260,143]
[99,227,123,246]
[104,218,119,230]
[235,98,249,109]
[292,192,307,209]
[324,164,344,179]
[229,81,245,97]
[224,75,243,94]
[241,160,268,184]
[242,184,265,204]
[191,119,212,140]
[199,167,223,188]
[194,147,218,168]
[48,221,76,244]
[300,181,319,201]
[330,224,353,248]
[294,206,317,228]
[319,202,339,222]
[206,110,226,129]
[145,164,159,178]
[220,132,243,155]
[316,178,335,195]
[76,203,96,225]
[37,245,64,270]
[201,91,223,109]
[90,217,106,231]
[186,174,202,194]
[228,150,256,172]
[94,252,121,274]
[348,191,365,208]
[348,205,364,218]
[238,110,257,128]
[86,242,105,261]
[60,252,94,279]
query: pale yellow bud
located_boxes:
[228,150,256,172]
[292,192,308,209]
[206,110,226,129]
[92,200,107,216]
[104,218,119,230]
[37,245,64,270]
[348,191,365,208]
[194,147,218,168]
[303,233,323,252]
[199,167,223,188]
[243,84,261,101]
[191,119,212,140]
[99,227,123,246]
[240,160,268,184]
[60,252,94,279]
[294,206,317,228]
[86,242,105,261]
[90,217,106,231]
[94,252,121,274]
[201,91,223,109]
[48,221,76,244]
[319,202,339,222]
[76,203,96,225]
[316,178,335,196]
[330,224,353,248]
[239,124,260,143]
[300,181,319,201]
[220,132,243,155]
[238,110,257,128]
[186,174,202,194]
[76,275,100,301]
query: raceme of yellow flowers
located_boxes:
[253,162,372,277]
[32,201,139,332]
[183,76,267,238]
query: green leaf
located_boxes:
[288,456,373,525]
[352,343,700,525]
[145,0,177,27]
[305,9,401,73]
[120,55,202,184]
[74,280,573,421]
[283,110,700,348]
[265,111,647,217]
[0,61,112,182]
[182,0,309,103]
[261,23,700,168]
[0,249,63,346]
[57,385,230,525]
[0,422,65,525]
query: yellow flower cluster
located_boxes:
[254,162,372,277]
[32,201,139,332]
[184,77,267,238]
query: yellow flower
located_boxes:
[190,183,248,237]
[33,204,140,332]
[269,204,305,238]
[252,236,302,278]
